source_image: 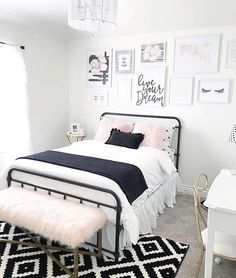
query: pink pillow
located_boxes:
[95,118,133,142]
[133,122,175,150]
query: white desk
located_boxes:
[204,170,236,278]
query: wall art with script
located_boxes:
[87,48,112,88]
[133,67,166,107]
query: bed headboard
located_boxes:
[100,112,182,171]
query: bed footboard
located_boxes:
[7,167,122,260]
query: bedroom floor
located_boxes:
[154,194,236,278]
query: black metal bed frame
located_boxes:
[101,112,182,170]
[6,112,181,260]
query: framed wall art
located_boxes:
[87,48,112,87]
[115,49,135,74]
[90,90,108,106]
[169,77,194,106]
[141,42,166,64]
[117,78,132,102]
[198,79,230,104]
[226,40,236,68]
[174,34,220,73]
[133,67,166,107]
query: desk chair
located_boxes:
[193,174,236,277]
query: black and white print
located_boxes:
[115,49,135,74]
[0,221,189,278]
[87,48,112,88]
[134,67,166,107]
[198,79,230,103]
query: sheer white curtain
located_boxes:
[0,44,32,172]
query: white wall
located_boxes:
[0,22,69,153]
[68,25,236,187]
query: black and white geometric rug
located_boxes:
[0,220,189,278]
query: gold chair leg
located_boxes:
[195,248,204,278]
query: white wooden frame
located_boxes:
[174,34,220,73]
[198,79,230,104]
[169,77,194,106]
[226,39,236,68]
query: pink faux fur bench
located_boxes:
[0,187,106,278]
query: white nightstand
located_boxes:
[66,132,86,144]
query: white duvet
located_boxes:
[0,140,176,244]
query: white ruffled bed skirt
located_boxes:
[88,172,184,256]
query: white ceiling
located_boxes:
[0,0,236,38]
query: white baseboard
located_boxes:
[183,184,208,198]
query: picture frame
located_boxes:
[226,39,236,68]
[115,49,135,74]
[133,67,166,107]
[87,48,112,88]
[90,90,108,106]
[169,77,194,106]
[174,34,220,73]
[117,78,132,102]
[70,123,80,134]
[198,79,230,104]
[141,42,166,64]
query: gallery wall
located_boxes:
[0,22,69,152]
[69,25,236,188]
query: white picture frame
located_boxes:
[90,90,108,106]
[87,48,112,88]
[70,123,80,134]
[198,79,230,104]
[226,40,236,68]
[174,34,220,73]
[133,67,166,107]
[115,49,135,74]
[117,78,132,102]
[169,77,194,106]
[141,42,166,64]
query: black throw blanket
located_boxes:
[17,151,148,204]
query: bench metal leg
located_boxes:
[0,227,103,278]
[74,247,79,278]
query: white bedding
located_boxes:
[0,140,177,245]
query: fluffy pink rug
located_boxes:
[0,187,106,248]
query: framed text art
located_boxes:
[141,42,166,64]
[133,67,166,107]
[169,77,194,106]
[87,48,112,87]
[115,49,135,74]
[174,34,220,73]
[226,40,236,68]
[198,79,230,104]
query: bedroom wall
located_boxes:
[0,22,69,152]
[68,25,236,188]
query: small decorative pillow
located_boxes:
[105,129,144,149]
[94,118,133,142]
[133,122,175,150]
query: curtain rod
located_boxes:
[0,41,25,50]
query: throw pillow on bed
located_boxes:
[105,129,144,149]
[95,118,133,142]
[133,122,175,151]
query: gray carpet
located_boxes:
[154,194,236,278]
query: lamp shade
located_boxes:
[68,0,118,32]
[229,124,236,143]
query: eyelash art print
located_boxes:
[214,88,224,93]
[201,88,211,93]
